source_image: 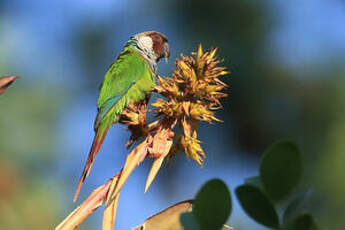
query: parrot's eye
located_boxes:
[154,35,162,41]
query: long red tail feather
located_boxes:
[73,127,110,202]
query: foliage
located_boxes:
[259,141,302,201]
[235,141,318,230]
[181,179,232,230]
[236,184,279,228]
[178,141,318,230]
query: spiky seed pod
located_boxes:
[151,45,228,164]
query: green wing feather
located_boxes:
[98,46,153,109]
[94,46,155,128]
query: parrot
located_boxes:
[74,31,170,201]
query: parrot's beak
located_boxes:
[164,43,170,63]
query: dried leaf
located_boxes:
[107,141,149,203]
[103,176,121,230]
[131,199,233,230]
[149,119,176,157]
[56,179,113,230]
[209,47,218,60]
[182,101,191,116]
[145,156,165,193]
[145,135,173,191]
[102,171,122,230]
[181,117,198,137]
[197,44,204,60]
[132,200,193,230]
[145,118,176,192]
[103,192,120,230]
[0,76,20,95]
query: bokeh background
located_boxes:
[1,0,345,229]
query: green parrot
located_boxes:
[74,31,170,201]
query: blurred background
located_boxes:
[1,0,344,229]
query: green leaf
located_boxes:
[289,213,318,230]
[283,190,312,226]
[236,184,279,228]
[193,179,232,230]
[180,212,200,230]
[245,176,264,190]
[260,140,302,200]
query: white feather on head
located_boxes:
[133,33,157,73]
[134,34,156,60]
[131,31,169,74]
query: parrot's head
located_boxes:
[133,31,170,64]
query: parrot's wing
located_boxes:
[97,48,148,110]
[94,81,135,131]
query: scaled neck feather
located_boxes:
[126,37,157,75]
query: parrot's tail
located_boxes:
[73,123,110,202]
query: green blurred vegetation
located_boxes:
[0,85,64,229]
